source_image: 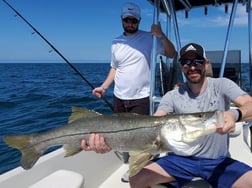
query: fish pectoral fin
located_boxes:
[128,151,152,177]
[152,138,162,150]
[68,106,102,123]
[63,144,82,157]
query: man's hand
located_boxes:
[92,87,106,98]
[216,111,236,134]
[81,133,111,154]
[151,23,164,38]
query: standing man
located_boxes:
[92,2,175,115]
[92,2,175,181]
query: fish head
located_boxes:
[181,111,224,142]
[179,111,223,130]
[160,111,224,144]
[159,111,224,155]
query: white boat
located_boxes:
[1,0,252,187]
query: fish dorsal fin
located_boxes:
[68,106,102,123]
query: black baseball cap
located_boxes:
[179,43,207,61]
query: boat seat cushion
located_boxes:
[29,169,84,188]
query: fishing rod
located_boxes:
[3,0,113,110]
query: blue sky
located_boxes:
[0,0,249,63]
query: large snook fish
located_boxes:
[3,107,223,171]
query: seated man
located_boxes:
[81,43,252,188]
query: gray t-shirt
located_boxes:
[157,77,246,158]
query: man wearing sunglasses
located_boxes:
[127,43,252,187]
[83,43,252,187]
[91,2,175,182]
[92,2,175,115]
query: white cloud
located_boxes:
[234,4,248,25]
[174,4,248,28]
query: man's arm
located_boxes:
[92,67,116,98]
[151,23,175,58]
[218,94,252,134]
[233,94,252,122]
[154,109,168,116]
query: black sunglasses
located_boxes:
[122,17,139,24]
[180,59,205,68]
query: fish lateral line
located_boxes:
[36,125,161,142]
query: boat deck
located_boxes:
[1,122,251,188]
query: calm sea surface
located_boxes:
[0,62,250,174]
[0,63,114,174]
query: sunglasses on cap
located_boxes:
[122,17,139,24]
[180,59,205,68]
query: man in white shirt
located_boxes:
[93,2,175,118]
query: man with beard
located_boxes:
[91,2,175,181]
[82,43,252,187]
[92,2,175,114]
[128,43,252,187]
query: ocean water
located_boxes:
[0,62,250,175]
[0,63,113,174]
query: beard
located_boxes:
[123,25,138,34]
[185,69,206,84]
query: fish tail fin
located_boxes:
[4,135,42,170]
